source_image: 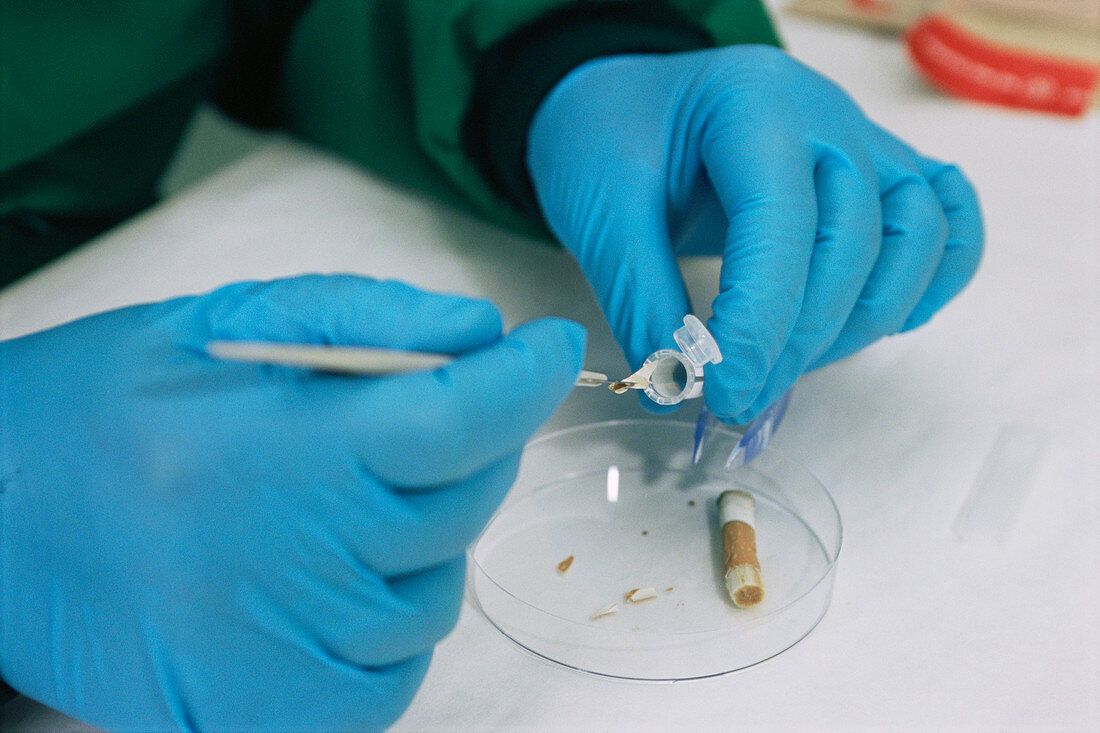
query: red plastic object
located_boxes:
[906,14,1098,116]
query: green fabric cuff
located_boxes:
[0,681,16,704]
[462,0,716,220]
[210,0,315,129]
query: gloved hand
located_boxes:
[0,274,585,731]
[527,45,983,423]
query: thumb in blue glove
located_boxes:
[0,273,585,731]
[527,45,982,423]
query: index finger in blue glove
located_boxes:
[699,112,817,419]
[556,182,696,414]
[580,194,694,371]
[527,104,691,369]
[350,317,586,488]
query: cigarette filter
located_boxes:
[718,490,764,608]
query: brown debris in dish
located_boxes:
[624,587,659,603]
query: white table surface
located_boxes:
[3,9,1097,732]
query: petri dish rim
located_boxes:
[468,419,843,643]
[476,593,836,684]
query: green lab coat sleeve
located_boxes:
[0,1,779,284]
[0,1,228,282]
[281,0,780,237]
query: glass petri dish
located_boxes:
[468,419,841,681]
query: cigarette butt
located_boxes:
[557,555,574,574]
[625,586,659,603]
[590,602,619,620]
[719,490,764,608]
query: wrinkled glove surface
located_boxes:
[528,45,983,422]
[0,274,584,731]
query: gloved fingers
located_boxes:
[350,318,585,488]
[699,120,817,420]
[810,171,948,369]
[741,144,881,419]
[205,649,431,731]
[855,124,982,331]
[527,60,692,372]
[191,274,503,354]
[340,454,520,577]
[901,162,984,330]
[341,654,432,732]
[554,184,692,372]
[586,219,693,373]
[568,188,697,414]
[865,120,926,169]
[276,557,465,671]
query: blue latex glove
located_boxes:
[0,274,584,731]
[527,45,983,423]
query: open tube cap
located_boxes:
[673,314,722,366]
[642,315,722,405]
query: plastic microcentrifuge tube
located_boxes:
[626,315,722,406]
